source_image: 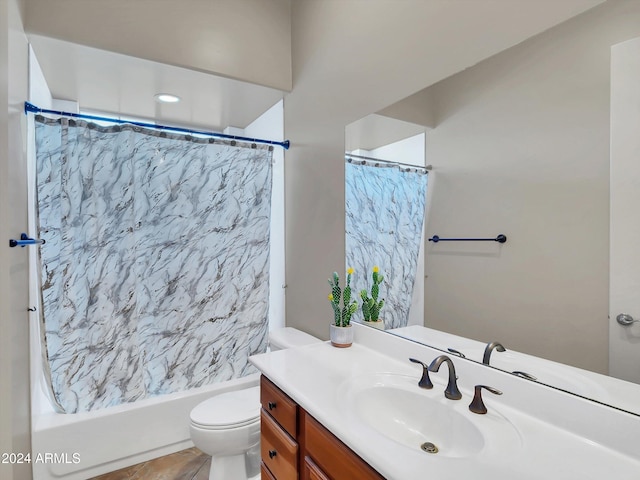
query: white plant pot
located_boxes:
[364,319,385,330]
[330,324,353,348]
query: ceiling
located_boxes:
[28,34,286,132]
[345,114,427,152]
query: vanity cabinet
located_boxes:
[261,375,299,479]
[303,456,330,480]
[260,375,384,480]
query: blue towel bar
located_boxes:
[9,233,46,248]
[429,234,507,243]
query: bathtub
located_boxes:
[31,371,259,480]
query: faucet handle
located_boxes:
[512,370,537,381]
[469,385,503,414]
[447,348,466,358]
[409,358,434,389]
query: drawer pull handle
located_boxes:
[268,401,277,410]
[268,450,277,459]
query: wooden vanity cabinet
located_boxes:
[260,375,384,480]
[260,375,299,479]
[300,410,385,480]
[262,462,278,480]
[303,456,331,480]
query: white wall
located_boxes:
[421,1,640,373]
[27,46,54,421]
[283,0,602,342]
[609,36,640,382]
[244,100,286,333]
[366,134,425,167]
[1,0,32,478]
[27,45,50,109]
[23,0,292,91]
[0,0,13,473]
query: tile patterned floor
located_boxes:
[89,448,211,480]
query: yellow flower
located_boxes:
[373,266,379,273]
[328,294,334,301]
[347,267,354,275]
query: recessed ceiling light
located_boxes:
[154,93,181,103]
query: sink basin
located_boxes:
[339,373,522,458]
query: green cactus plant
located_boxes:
[360,266,385,322]
[328,268,358,327]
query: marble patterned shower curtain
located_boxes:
[345,160,428,330]
[35,116,272,413]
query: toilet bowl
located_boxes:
[189,386,261,480]
[189,328,321,480]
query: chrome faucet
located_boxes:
[428,355,462,400]
[482,341,506,365]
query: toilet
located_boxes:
[268,326,322,352]
[189,327,320,480]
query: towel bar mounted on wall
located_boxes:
[428,234,507,244]
[9,233,46,248]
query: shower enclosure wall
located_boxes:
[345,133,429,329]
[28,60,285,478]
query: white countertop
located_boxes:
[250,324,640,480]
[390,325,640,415]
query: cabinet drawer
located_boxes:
[261,375,298,437]
[303,411,384,480]
[261,409,298,480]
[261,461,277,480]
[303,456,330,480]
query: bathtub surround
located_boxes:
[32,374,260,480]
[34,116,273,413]
[345,159,428,329]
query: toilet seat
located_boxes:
[190,386,260,430]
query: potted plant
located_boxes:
[360,266,385,330]
[328,268,358,347]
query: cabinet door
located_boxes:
[303,456,330,480]
[262,461,277,480]
[303,411,385,480]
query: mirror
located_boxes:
[345,13,640,417]
[345,114,429,331]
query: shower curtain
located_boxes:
[35,116,273,413]
[345,159,428,330]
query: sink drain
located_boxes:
[420,442,439,454]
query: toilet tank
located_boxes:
[268,327,321,351]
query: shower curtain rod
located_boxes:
[24,102,290,150]
[345,153,432,171]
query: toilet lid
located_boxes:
[190,386,260,429]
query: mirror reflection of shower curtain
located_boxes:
[35,116,273,413]
[345,160,428,329]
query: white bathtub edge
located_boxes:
[31,373,260,480]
